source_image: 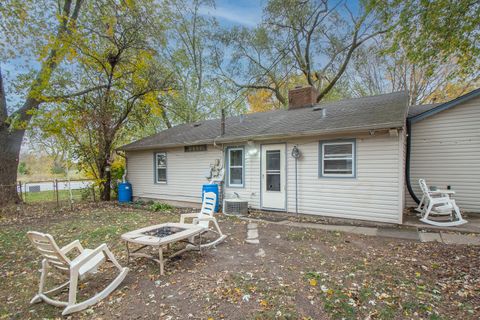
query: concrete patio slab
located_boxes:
[350,227,378,236]
[247,223,258,230]
[242,216,480,245]
[419,232,442,243]
[285,221,357,232]
[440,233,480,245]
[377,228,420,241]
[404,214,480,234]
[247,229,259,239]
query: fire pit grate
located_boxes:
[143,226,186,238]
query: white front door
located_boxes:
[261,144,286,210]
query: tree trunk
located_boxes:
[100,164,111,201]
[0,126,25,204]
[98,142,112,201]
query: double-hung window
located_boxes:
[320,140,355,177]
[228,147,244,187]
[155,152,167,183]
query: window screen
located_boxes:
[155,152,167,183]
[228,148,244,187]
[320,141,355,177]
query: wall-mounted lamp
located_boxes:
[247,140,258,155]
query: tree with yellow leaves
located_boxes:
[31,1,175,201]
[247,89,279,113]
[0,0,90,204]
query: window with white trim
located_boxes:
[155,152,167,183]
[228,147,244,187]
[320,141,355,177]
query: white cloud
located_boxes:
[199,5,260,27]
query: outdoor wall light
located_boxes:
[247,140,258,155]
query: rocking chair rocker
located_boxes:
[27,231,129,315]
[179,191,227,249]
[417,179,467,227]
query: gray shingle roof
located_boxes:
[120,91,409,151]
[407,103,441,118]
[408,88,480,123]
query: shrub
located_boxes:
[18,162,30,175]
[50,162,66,174]
[80,187,96,201]
[149,202,174,212]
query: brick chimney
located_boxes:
[288,86,318,110]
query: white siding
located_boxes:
[126,145,222,204]
[407,96,480,212]
[285,133,403,223]
[223,144,261,208]
[127,132,404,223]
[224,133,404,224]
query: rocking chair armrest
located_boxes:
[180,213,199,224]
[61,240,84,254]
[193,217,215,225]
[194,217,215,222]
[70,243,108,270]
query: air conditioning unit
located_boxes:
[223,199,248,216]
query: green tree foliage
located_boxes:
[0,0,88,204]
[381,0,480,74]
[31,1,175,201]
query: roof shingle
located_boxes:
[407,103,441,118]
[120,91,409,151]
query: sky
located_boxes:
[3,0,362,111]
[200,0,265,27]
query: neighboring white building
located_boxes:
[121,87,409,224]
[407,88,480,213]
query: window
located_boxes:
[320,140,355,177]
[227,147,244,187]
[184,145,207,152]
[155,152,167,183]
[266,150,281,191]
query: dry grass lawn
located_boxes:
[1,202,479,319]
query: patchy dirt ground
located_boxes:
[1,203,479,319]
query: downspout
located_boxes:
[405,118,420,204]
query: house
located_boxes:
[406,88,480,213]
[120,87,409,224]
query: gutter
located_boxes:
[405,118,420,204]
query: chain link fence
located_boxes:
[8,179,98,209]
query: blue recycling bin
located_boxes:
[118,182,133,203]
[202,184,219,212]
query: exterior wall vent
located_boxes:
[184,145,207,152]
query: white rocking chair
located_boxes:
[179,191,227,249]
[417,179,467,227]
[27,231,129,315]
